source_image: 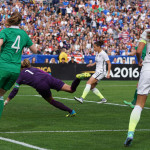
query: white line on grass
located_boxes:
[16,95,150,110]
[0,129,150,134]
[20,85,136,88]
[0,137,49,150]
[53,97,150,110]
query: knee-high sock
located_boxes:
[81,84,91,99]
[71,78,81,92]
[0,96,4,119]
[92,88,104,99]
[50,99,72,113]
[131,89,137,105]
[128,105,142,132]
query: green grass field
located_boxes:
[0,80,150,150]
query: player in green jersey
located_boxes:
[0,11,39,118]
[123,45,146,108]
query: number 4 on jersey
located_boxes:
[11,35,20,53]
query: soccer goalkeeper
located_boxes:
[4,59,91,117]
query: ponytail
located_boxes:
[21,59,31,69]
[6,11,22,26]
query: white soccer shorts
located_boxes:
[92,72,105,81]
[138,70,150,95]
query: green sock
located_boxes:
[92,88,104,99]
[81,84,91,99]
[131,89,137,105]
[0,96,4,119]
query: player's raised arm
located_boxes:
[29,44,41,54]
[87,62,96,67]
[0,39,3,46]
[106,60,111,78]
[136,30,148,66]
[0,39,3,52]
[136,42,146,66]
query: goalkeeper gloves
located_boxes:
[4,100,9,106]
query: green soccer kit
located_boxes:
[135,45,146,60]
[0,26,33,90]
[131,45,146,105]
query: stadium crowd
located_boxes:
[0,0,150,58]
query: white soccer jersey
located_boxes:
[138,29,150,94]
[95,50,109,73]
[140,29,150,65]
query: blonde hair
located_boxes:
[21,59,31,69]
[6,11,22,26]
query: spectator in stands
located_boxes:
[132,60,136,64]
[2,0,149,60]
[121,47,130,56]
[68,56,77,64]
[122,57,127,64]
[50,58,57,64]
[31,57,36,64]
[60,58,67,64]
[59,48,68,63]
[79,58,86,64]
[88,59,93,64]
[112,57,119,64]
[44,58,49,64]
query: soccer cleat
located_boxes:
[124,137,133,147]
[76,73,91,80]
[97,98,107,104]
[74,97,84,104]
[124,131,134,147]
[66,110,76,117]
[123,100,135,109]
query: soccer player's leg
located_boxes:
[49,97,76,117]
[0,97,4,118]
[61,79,80,93]
[0,89,6,119]
[124,71,148,147]
[39,89,76,117]
[131,88,137,105]
[49,75,79,93]
[91,73,106,103]
[123,88,137,108]
[0,70,16,118]
[74,76,97,103]
[124,96,145,147]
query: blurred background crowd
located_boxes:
[0,0,150,59]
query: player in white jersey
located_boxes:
[74,40,111,103]
[124,29,150,147]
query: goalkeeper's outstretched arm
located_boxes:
[4,83,20,106]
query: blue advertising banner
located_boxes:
[22,55,138,64]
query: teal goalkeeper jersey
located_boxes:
[0,26,33,73]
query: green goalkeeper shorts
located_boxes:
[0,69,19,91]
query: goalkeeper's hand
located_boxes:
[4,100,9,106]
